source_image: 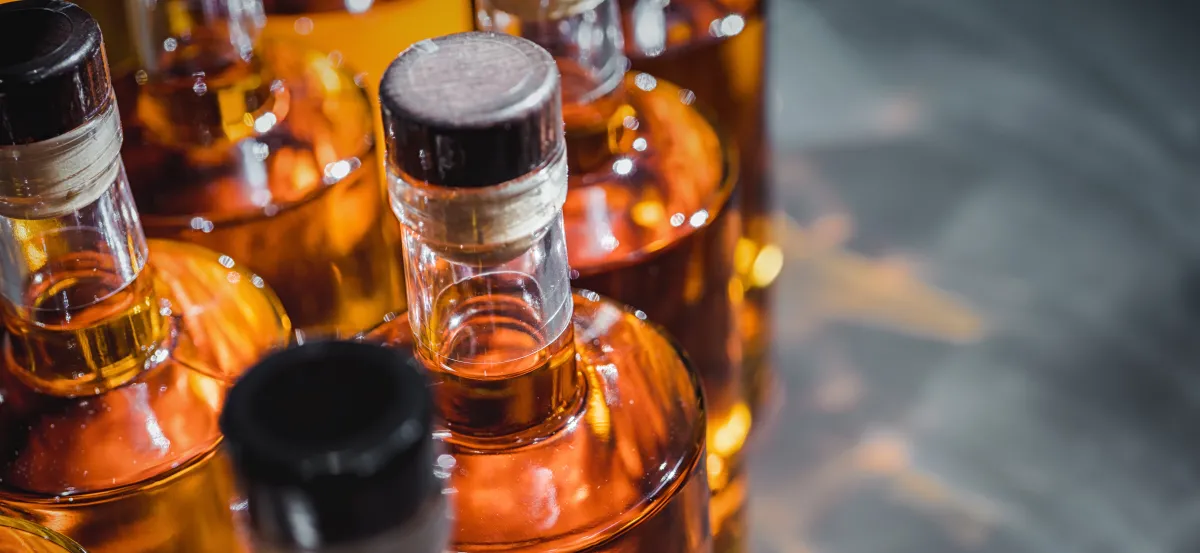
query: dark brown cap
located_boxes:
[221,341,438,547]
[380,32,563,188]
[0,0,111,145]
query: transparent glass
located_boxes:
[260,0,472,94]
[0,165,292,552]
[258,0,473,253]
[102,0,405,336]
[0,516,87,553]
[477,0,745,514]
[375,150,711,551]
[367,292,711,552]
[620,0,775,428]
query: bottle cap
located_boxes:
[221,341,438,547]
[380,31,563,188]
[0,0,110,145]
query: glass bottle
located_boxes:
[476,0,747,508]
[112,0,405,336]
[256,0,473,244]
[259,0,472,95]
[0,516,88,553]
[619,0,776,428]
[0,2,292,552]
[365,31,712,552]
[222,341,450,553]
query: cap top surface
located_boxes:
[380,32,564,188]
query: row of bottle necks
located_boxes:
[0,0,773,551]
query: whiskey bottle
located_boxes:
[257,0,473,238]
[476,0,747,506]
[0,516,87,553]
[620,0,776,431]
[366,32,712,552]
[259,0,472,95]
[222,341,449,553]
[0,2,292,551]
[115,0,406,336]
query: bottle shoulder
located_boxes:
[118,39,377,226]
[0,239,290,497]
[146,239,293,378]
[364,291,707,551]
[564,73,735,271]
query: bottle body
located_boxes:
[0,232,291,553]
[367,291,712,552]
[260,0,473,92]
[375,31,711,552]
[0,4,292,550]
[0,516,87,553]
[563,72,746,503]
[116,37,405,336]
[620,0,775,434]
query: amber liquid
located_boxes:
[620,0,774,434]
[564,72,746,507]
[260,0,473,211]
[260,0,472,89]
[368,281,711,552]
[114,39,404,337]
[0,239,291,553]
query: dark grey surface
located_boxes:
[751,1,1200,551]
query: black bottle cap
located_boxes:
[380,31,563,188]
[0,0,110,145]
[221,341,437,547]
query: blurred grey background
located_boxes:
[752,0,1200,551]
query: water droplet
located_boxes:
[252,141,270,161]
[163,38,177,52]
[634,73,657,91]
[193,80,208,95]
[345,0,372,13]
[253,112,278,134]
[612,158,634,176]
[719,14,745,37]
[294,17,314,35]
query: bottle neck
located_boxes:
[126,0,283,149]
[476,0,633,175]
[0,101,165,396]
[391,150,583,439]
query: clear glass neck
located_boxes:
[125,0,280,148]
[475,0,628,130]
[389,149,581,438]
[126,0,265,78]
[0,101,162,396]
